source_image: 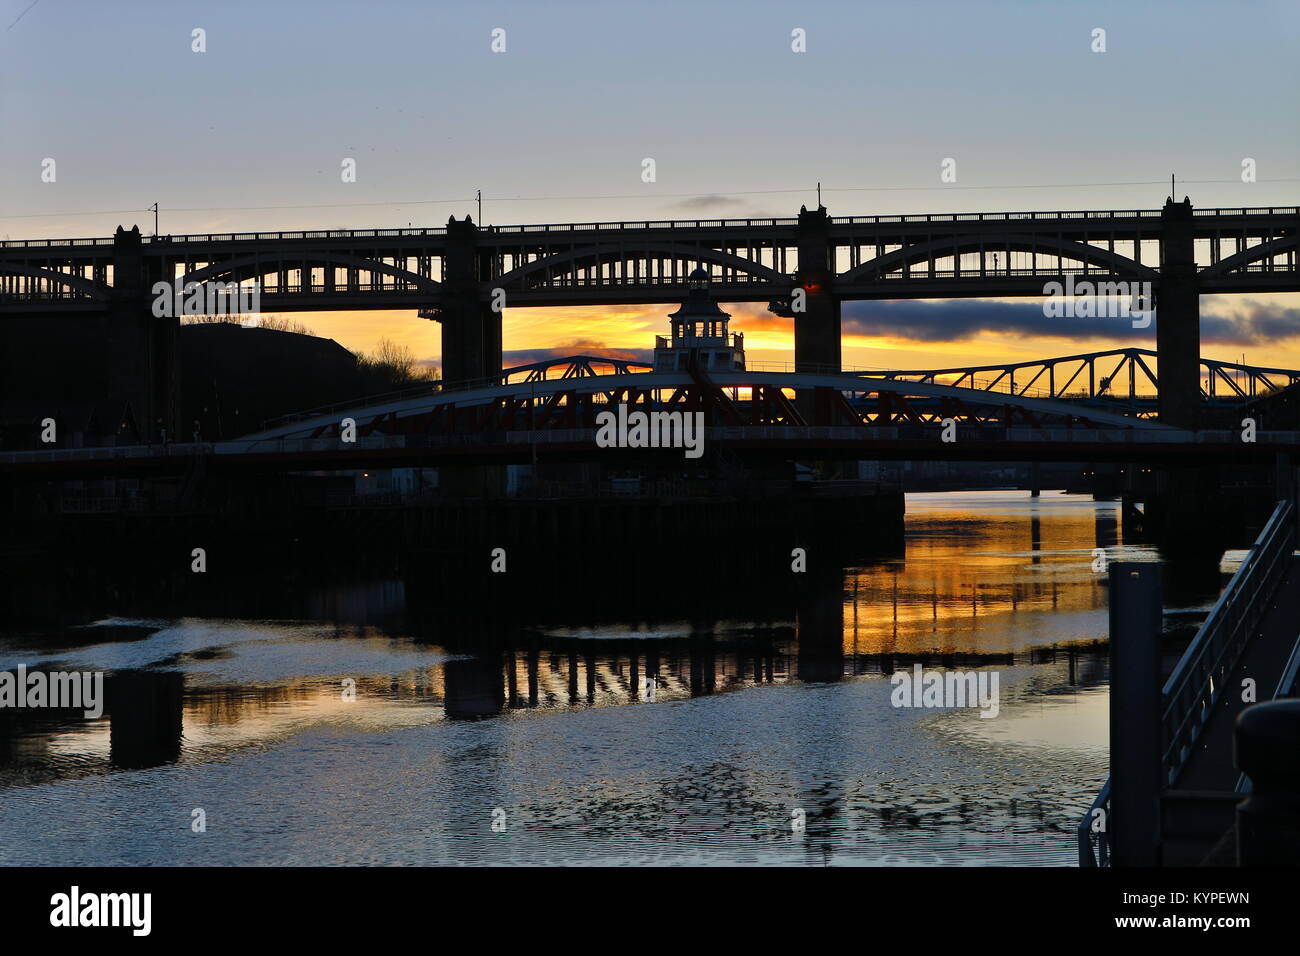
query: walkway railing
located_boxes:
[1078,780,1112,867]
[1161,499,1295,786]
[1077,498,1297,866]
[1274,633,1300,701]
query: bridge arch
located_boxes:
[0,263,111,300]
[243,366,1176,441]
[1200,234,1299,279]
[837,233,1156,283]
[493,242,787,289]
[177,251,441,292]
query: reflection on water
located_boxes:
[846,491,1154,655]
[0,492,1225,866]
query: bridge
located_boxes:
[5,359,1300,480]
[3,199,1297,438]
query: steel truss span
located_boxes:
[254,348,1300,436]
[858,348,1300,412]
[242,368,1192,444]
[6,362,1298,476]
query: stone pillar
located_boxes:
[433,217,505,496]
[793,205,841,376]
[435,216,501,388]
[793,206,843,476]
[107,226,176,442]
[1157,198,1200,429]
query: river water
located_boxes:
[0,491,1228,866]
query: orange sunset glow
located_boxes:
[284,290,1300,378]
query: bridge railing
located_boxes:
[834,210,1163,224]
[4,207,1294,251]
[0,237,115,248]
[0,289,100,300]
[145,227,449,244]
[866,266,1142,281]
[512,274,783,289]
[1275,633,1300,701]
[1193,207,1300,217]
[837,207,1292,225]
[1160,499,1296,786]
[496,217,799,233]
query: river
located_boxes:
[0,491,1229,865]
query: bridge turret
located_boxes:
[654,267,745,371]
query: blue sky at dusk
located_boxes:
[2,0,1297,370]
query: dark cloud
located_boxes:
[503,346,652,368]
[840,299,1300,348]
[1201,302,1300,345]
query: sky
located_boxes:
[2,0,1297,374]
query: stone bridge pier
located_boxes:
[429,217,506,496]
[793,205,844,476]
[107,226,178,441]
[793,204,842,377]
[431,216,502,390]
[1158,198,1201,429]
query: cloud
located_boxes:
[838,299,1300,348]
[1201,302,1300,346]
[668,194,745,211]
[503,345,652,368]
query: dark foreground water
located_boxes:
[0,491,1231,865]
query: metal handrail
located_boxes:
[1275,631,1300,701]
[1161,499,1295,785]
[1077,780,1112,867]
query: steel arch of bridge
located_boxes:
[835,233,1158,285]
[254,348,1300,437]
[176,250,442,296]
[244,364,1179,444]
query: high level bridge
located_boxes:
[2,200,1297,437]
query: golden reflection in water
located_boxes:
[2,492,1136,783]
[842,491,1140,656]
